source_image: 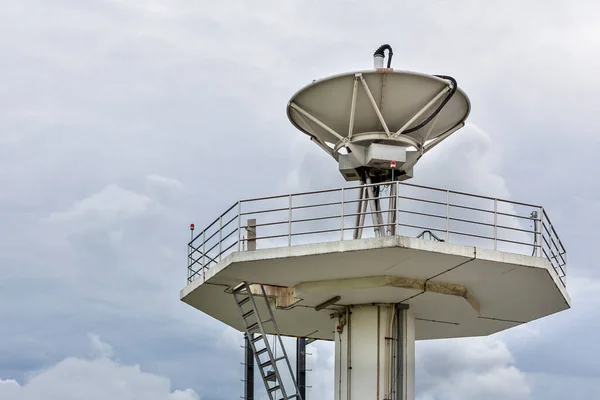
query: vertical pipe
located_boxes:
[244,333,254,400]
[297,338,307,400]
[395,181,400,236]
[376,306,381,400]
[341,188,345,241]
[493,199,498,251]
[387,184,394,236]
[288,195,293,247]
[237,201,242,252]
[395,306,404,400]
[347,309,352,400]
[445,191,450,243]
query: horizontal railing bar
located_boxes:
[496,211,541,221]
[292,214,343,224]
[292,227,347,237]
[548,242,558,268]
[398,209,446,220]
[240,181,398,203]
[541,249,566,284]
[546,234,566,264]
[542,208,566,250]
[291,201,342,210]
[242,220,288,229]
[220,240,238,255]
[241,207,289,216]
[199,224,239,248]
[240,222,398,243]
[220,228,238,244]
[449,216,496,228]
[495,224,537,235]
[239,232,291,241]
[448,229,495,241]
[495,237,540,248]
[541,234,552,251]
[239,209,398,232]
[344,209,395,218]
[241,187,341,203]
[448,203,495,215]
[221,214,238,231]
[541,221,555,240]
[542,251,565,278]
[398,195,446,207]
[189,202,239,243]
[399,182,542,208]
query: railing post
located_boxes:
[187,241,190,283]
[237,201,241,252]
[288,195,293,247]
[340,188,345,241]
[445,190,450,242]
[202,231,206,283]
[219,216,223,261]
[395,181,400,236]
[493,199,498,250]
[539,206,544,257]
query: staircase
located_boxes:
[233,282,302,400]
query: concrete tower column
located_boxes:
[334,305,415,400]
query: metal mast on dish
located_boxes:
[181,44,570,400]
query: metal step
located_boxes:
[237,297,250,307]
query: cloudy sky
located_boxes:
[1,0,599,399]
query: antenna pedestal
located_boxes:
[334,305,415,400]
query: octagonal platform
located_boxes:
[181,235,570,341]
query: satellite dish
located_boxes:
[286,45,471,182]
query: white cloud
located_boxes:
[88,333,115,359]
[0,335,199,400]
[48,184,153,223]
[297,336,531,400]
[417,338,530,400]
[146,174,186,193]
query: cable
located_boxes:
[402,75,458,135]
[374,44,394,68]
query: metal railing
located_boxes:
[187,181,567,287]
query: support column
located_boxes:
[244,333,254,400]
[297,337,307,400]
[334,305,415,400]
[394,306,415,400]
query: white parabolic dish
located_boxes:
[287,70,471,155]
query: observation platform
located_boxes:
[180,181,569,341]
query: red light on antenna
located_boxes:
[190,223,195,230]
